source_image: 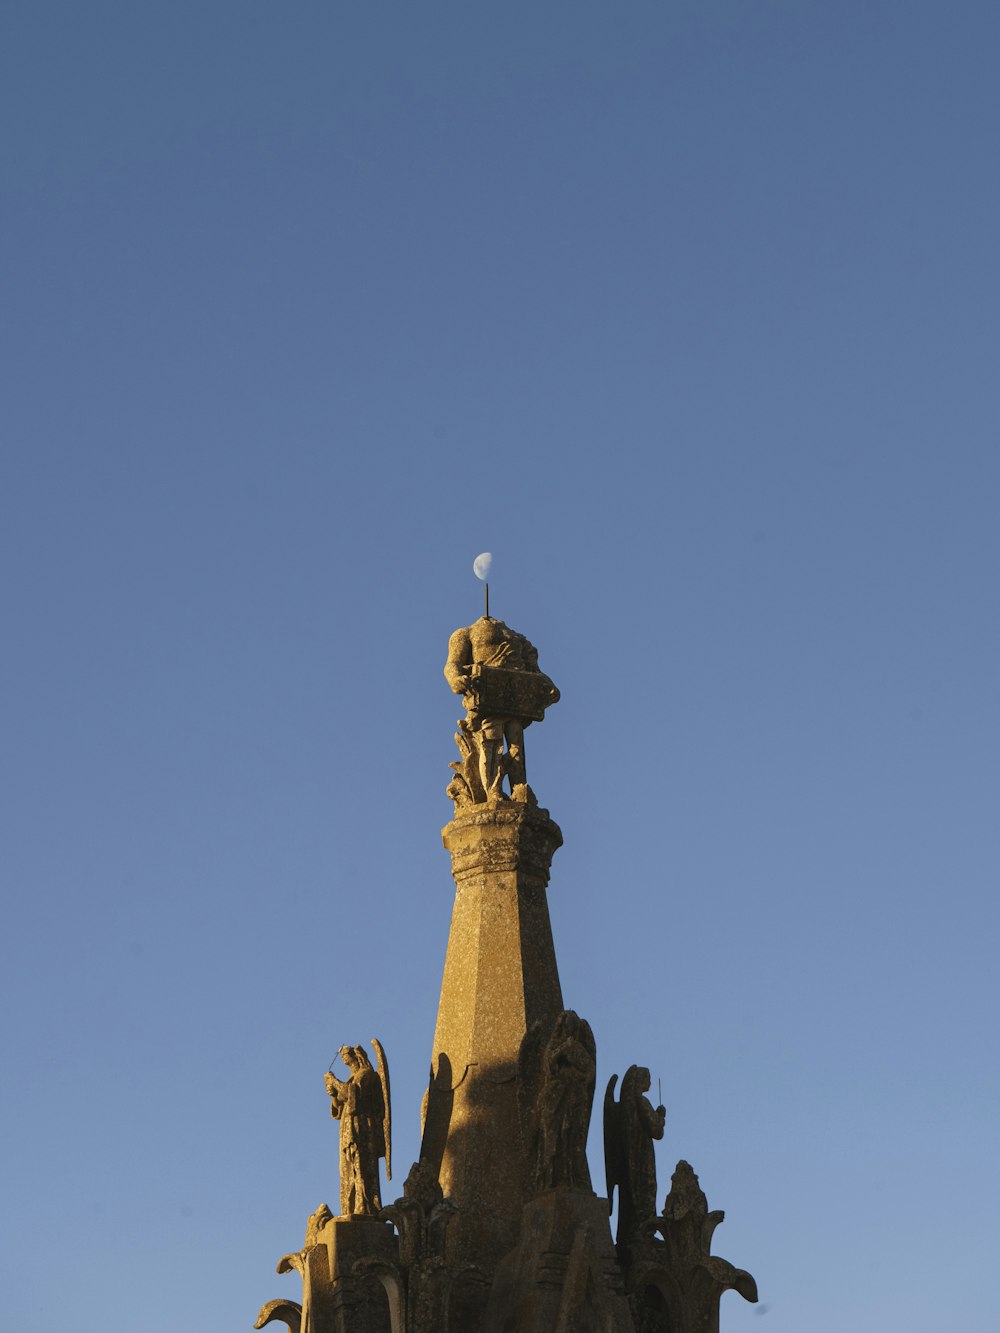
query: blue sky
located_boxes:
[2,3,998,1330]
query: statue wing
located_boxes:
[603,1074,623,1215]
[372,1037,392,1182]
[516,1019,545,1146]
[577,1016,598,1147]
[579,1017,597,1099]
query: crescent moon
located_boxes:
[473,552,493,580]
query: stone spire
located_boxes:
[249,607,760,1333]
[421,614,565,1262]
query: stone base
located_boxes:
[320,1215,398,1280]
[484,1189,634,1333]
[285,1218,399,1333]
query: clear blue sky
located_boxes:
[2,4,998,1330]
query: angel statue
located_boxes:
[324,1040,392,1217]
[517,1010,597,1194]
[604,1065,666,1251]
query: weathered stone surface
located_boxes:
[442,800,564,888]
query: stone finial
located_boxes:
[624,1159,758,1329]
[444,616,559,806]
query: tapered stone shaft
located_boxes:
[421,800,563,1260]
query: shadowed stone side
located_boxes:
[485,1189,634,1333]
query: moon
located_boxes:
[473,552,493,581]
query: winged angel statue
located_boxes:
[517,1010,597,1193]
[604,1065,665,1249]
[324,1039,392,1216]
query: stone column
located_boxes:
[420,799,563,1265]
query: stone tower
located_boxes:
[252,612,758,1333]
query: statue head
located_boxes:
[621,1064,650,1101]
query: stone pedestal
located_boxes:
[293,1218,398,1333]
[421,800,563,1266]
[321,1216,398,1280]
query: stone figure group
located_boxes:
[444,615,559,805]
[324,1040,392,1217]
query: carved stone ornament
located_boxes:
[626,1160,758,1333]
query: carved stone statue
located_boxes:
[324,1040,391,1217]
[517,1010,597,1193]
[604,1066,666,1251]
[444,616,559,805]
